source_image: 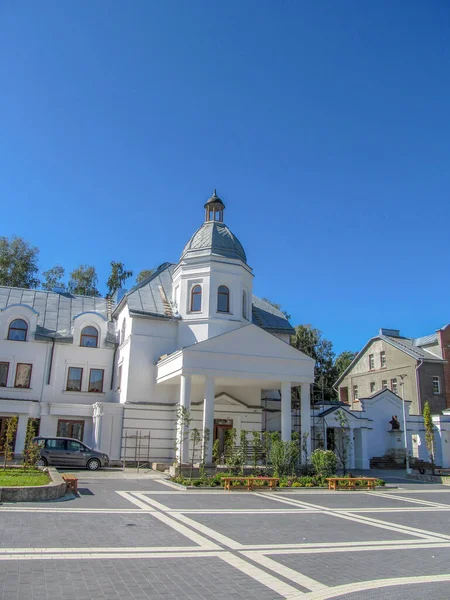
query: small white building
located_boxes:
[0,191,315,464]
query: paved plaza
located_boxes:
[1,473,450,599]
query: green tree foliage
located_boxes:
[42,265,65,291]
[23,418,41,470]
[68,265,100,296]
[2,416,18,470]
[0,236,40,288]
[136,269,154,284]
[106,262,133,297]
[291,325,337,402]
[334,351,357,378]
[310,449,337,477]
[269,437,299,477]
[423,401,436,473]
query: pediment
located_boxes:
[215,392,249,408]
[186,323,314,363]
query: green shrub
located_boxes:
[310,449,337,477]
[292,482,302,488]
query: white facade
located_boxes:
[0,191,315,465]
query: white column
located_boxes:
[179,374,192,463]
[202,376,215,463]
[300,383,311,460]
[281,381,292,442]
[14,414,29,456]
[360,427,369,470]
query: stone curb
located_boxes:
[0,467,67,502]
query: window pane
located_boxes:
[89,369,104,393]
[67,441,83,451]
[47,439,66,450]
[8,319,27,341]
[0,363,8,387]
[71,422,84,441]
[67,367,82,391]
[191,286,202,311]
[217,286,229,312]
[81,327,98,347]
[15,364,31,388]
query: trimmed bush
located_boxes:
[310,449,337,477]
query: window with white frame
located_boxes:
[433,376,441,394]
[353,385,359,400]
[391,378,398,394]
[382,380,388,389]
[369,354,375,370]
[370,382,376,393]
[380,351,386,368]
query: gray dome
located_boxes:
[181,221,247,263]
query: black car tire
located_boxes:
[36,457,47,467]
[87,458,101,471]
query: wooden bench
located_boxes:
[222,476,279,491]
[327,477,377,491]
[62,473,78,494]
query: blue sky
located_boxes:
[1,1,449,355]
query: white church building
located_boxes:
[0,191,315,465]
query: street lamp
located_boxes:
[398,374,411,475]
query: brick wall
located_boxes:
[439,325,450,409]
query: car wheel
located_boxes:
[87,458,101,471]
[36,457,47,467]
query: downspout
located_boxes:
[47,338,56,385]
[110,345,118,390]
[415,359,424,414]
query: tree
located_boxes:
[174,406,192,476]
[334,409,352,475]
[106,262,133,297]
[423,401,436,474]
[0,236,40,288]
[290,325,337,402]
[334,351,357,378]
[136,269,154,284]
[68,265,100,296]
[2,416,18,469]
[42,265,65,291]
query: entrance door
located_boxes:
[214,419,233,456]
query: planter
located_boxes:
[0,468,67,502]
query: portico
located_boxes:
[157,323,315,463]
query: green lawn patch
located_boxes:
[0,469,50,487]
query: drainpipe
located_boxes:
[47,338,56,385]
[110,345,118,390]
[415,359,424,414]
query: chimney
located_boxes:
[379,328,400,337]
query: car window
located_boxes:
[46,439,66,450]
[67,441,85,452]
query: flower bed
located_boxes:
[170,472,386,489]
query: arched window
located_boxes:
[7,319,28,342]
[242,290,247,319]
[217,285,230,313]
[190,285,202,312]
[80,326,98,348]
[121,319,126,344]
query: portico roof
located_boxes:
[156,323,314,386]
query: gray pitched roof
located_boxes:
[120,263,294,334]
[0,286,108,337]
[382,335,443,361]
[252,296,294,334]
[413,333,438,347]
[124,263,176,318]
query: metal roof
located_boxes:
[383,335,443,361]
[123,263,294,333]
[180,221,247,263]
[413,333,438,347]
[0,286,108,337]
